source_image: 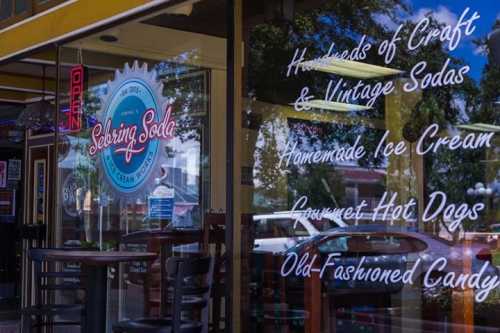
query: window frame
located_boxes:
[0,0,67,29]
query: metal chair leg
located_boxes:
[21,314,32,333]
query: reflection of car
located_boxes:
[490,224,500,233]
[332,307,500,333]
[252,212,347,254]
[288,225,498,296]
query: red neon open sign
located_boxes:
[67,65,86,132]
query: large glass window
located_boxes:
[239,1,500,332]
[56,0,227,327]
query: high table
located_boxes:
[44,250,157,333]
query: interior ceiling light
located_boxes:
[456,123,500,132]
[300,58,403,79]
[293,99,371,112]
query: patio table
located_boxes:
[44,250,157,333]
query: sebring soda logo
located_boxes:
[88,61,175,194]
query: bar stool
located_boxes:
[21,248,87,333]
[113,256,214,333]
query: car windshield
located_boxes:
[309,219,342,232]
[318,234,428,254]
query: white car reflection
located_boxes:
[252,211,347,254]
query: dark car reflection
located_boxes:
[285,225,499,297]
[251,224,498,299]
[250,224,499,333]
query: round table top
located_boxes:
[43,250,157,265]
[121,227,202,244]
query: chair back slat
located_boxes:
[23,248,87,332]
[179,257,212,277]
[28,248,88,307]
[170,256,214,333]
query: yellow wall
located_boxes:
[0,0,169,62]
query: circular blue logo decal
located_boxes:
[101,79,159,193]
[88,62,175,195]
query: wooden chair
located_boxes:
[202,212,256,333]
[120,233,157,316]
[21,248,87,333]
[113,256,214,333]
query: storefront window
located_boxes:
[55,0,226,326]
[57,51,211,245]
[239,1,499,332]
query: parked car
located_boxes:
[490,223,500,233]
[286,225,499,299]
[252,211,347,254]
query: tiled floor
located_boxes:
[0,321,82,333]
[0,321,18,333]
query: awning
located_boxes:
[0,0,171,63]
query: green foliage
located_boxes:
[247,1,497,223]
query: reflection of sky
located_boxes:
[59,136,94,170]
[374,0,499,81]
[165,136,200,186]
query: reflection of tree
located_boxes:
[246,2,491,222]
[287,119,384,207]
[246,3,407,211]
[253,114,288,211]
[59,88,101,199]
[475,23,500,126]
[156,56,207,145]
[81,88,103,195]
[426,20,500,233]
[288,164,344,208]
[247,1,409,108]
[82,88,101,128]
[157,60,208,224]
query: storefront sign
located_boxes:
[280,252,499,303]
[278,123,494,168]
[290,7,480,111]
[68,65,86,132]
[148,194,174,220]
[255,4,500,313]
[88,61,175,195]
[290,190,485,232]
